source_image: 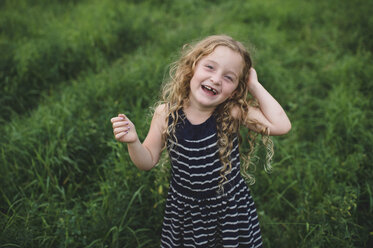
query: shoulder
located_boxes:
[154,103,168,115]
[152,103,168,130]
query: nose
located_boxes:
[210,73,222,85]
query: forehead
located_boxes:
[201,46,244,75]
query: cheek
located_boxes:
[230,83,239,93]
[189,76,198,88]
[226,84,240,98]
[222,87,236,100]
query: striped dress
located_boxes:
[160,109,263,248]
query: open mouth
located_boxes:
[202,85,218,95]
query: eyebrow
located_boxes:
[204,59,239,79]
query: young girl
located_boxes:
[111,35,291,248]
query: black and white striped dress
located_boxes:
[161,109,263,248]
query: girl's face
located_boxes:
[188,46,244,111]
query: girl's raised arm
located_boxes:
[111,104,167,170]
[244,68,291,136]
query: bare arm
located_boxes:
[111,104,167,170]
[244,68,291,136]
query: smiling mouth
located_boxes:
[202,85,218,95]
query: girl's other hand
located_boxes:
[248,67,259,88]
[111,114,138,143]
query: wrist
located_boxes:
[126,136,140,146]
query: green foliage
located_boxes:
[1,0,372,247]
[0,0,153,123]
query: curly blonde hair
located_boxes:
[158,34,273,188]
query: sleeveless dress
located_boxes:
[160,109,263,248]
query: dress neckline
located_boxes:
[181,108,214,127]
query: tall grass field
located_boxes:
[1,0,372,247]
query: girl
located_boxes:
[111,35,291,248]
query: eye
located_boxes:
[205,64,214,70]
[225,75,233,82]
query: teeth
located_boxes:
[203,85,217,95]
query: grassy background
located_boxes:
[1,0,372,247]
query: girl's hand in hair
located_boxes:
[245,67,292,135]
[111,114,138,144]
[247,67,259,88]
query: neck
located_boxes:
[183,101,215,125]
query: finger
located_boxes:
[111,117,122,123]
[113,126,130,135]
[112,121,129,128]
[115,131,127,140]
[111,116,127,123]
[118,113,127,119]
[111,112,129,123]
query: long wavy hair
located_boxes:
[158,34,273,189]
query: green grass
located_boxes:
[1,0,372,247]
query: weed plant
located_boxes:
[0,0,372,247]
